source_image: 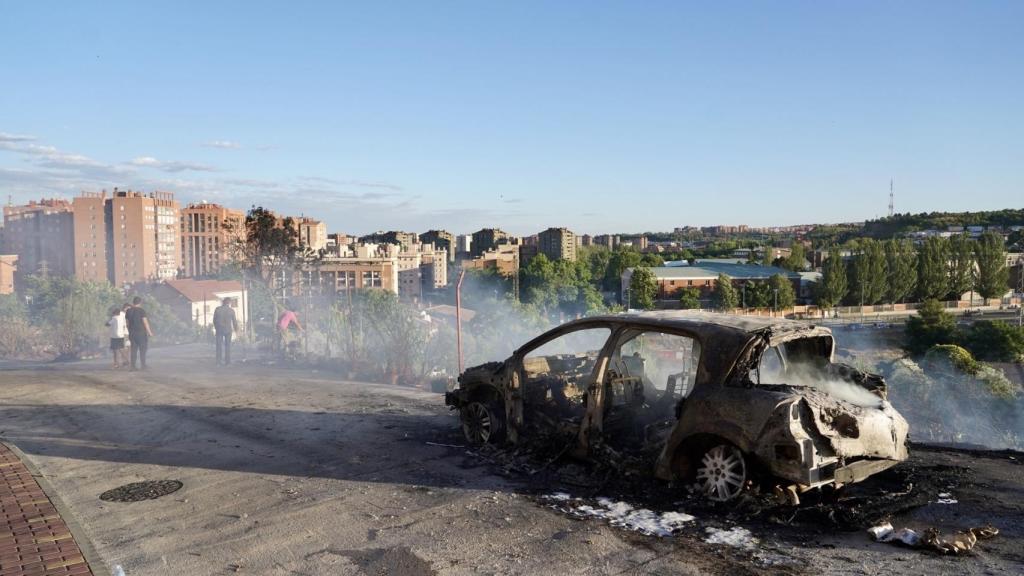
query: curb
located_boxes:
[1,439,108,576]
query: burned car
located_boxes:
[445,312,909,502]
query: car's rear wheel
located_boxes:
[695,443,747,502]
[461,400,505,445]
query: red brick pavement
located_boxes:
[0,443,94,576]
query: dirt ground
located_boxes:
[0,343,1021,575]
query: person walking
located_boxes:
[213,297,239,365]
[125,296,153,370]
[105,305,128,368]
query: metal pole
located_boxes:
[1019,254,1024,327]
[456,270,466,375]
[860,283,864,323]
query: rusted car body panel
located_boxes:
[446,311,909,491]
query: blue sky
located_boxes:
[1,1,1021,236]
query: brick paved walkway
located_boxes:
[0,443,93,576]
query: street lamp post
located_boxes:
[773,287,778,317]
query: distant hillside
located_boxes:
[862,209,1024,238]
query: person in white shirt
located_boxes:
[106,305,129,369]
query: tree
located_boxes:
[884,239,917,303]
[769,274,796,309]
[713,274,739,311]
[818,247,848,308]
[582,248,611,291]
[639,253,664,267]
[849,239,887,305]
[604,248,643,298]
[747,281,772,308]
[234,206,307,313]
[975,230,1009,299]
[946,234,975,300]
[905,299,957,354]
[917,236,949,301]
[628,267,658,310]
[963,321,1024,362]
[519,253,557,310]
[23,276,123,359]
[783,243,807,272]
[678,287,701,309]
[362,289,430,383]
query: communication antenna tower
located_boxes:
[888,178,894,218]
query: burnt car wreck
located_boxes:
[446,312,909,502]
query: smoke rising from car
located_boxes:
[831,325,1023,450]
[778,365,884,409]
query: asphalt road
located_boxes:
[0,344,1020,575]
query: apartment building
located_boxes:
[69,189,183,286]
[359,230,417,251]
[180,202,245,278]
[301,243,400,296]
[419,229,455,263]
[288,241,448,299]
[593,234,620,250]
[298,217,328,252]
[538,227,577,262]
[464,243,520,277]
[470,228,510,257]
[2,199,75,285]
[109,190,181,286]
[71,192,109,282]
[395,242,448,298]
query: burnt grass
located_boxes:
[419,419,1022,541]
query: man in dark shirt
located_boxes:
[212,297,239,365]
[125,296,153,370]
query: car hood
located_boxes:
[458,361,506,386]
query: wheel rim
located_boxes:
[462,402,492,444]
[696,444,747,502]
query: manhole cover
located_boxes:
[99,480,183,502]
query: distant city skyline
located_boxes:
[2,2,1022,236]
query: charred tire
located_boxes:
[460,400,505,445]
[695,443,748,502]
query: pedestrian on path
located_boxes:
[213,297,239,365]
[125,296,153,370]
[105,305,128,368]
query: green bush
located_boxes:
[905,299,958,354]
[964,321,1024,362]
[923,344,980,375]
[976,365,1019,399]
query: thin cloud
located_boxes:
[0,132,36,143]
[130,156,219,173]
[299,176,403,192]
[202,139,243,149]
[0,138,124,176]
[1,133,537,234]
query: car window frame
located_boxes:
[608,327,703,397]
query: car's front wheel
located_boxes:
[460,400,505,445]
[695,443,748,502]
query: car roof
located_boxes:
[573,310,822,336]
